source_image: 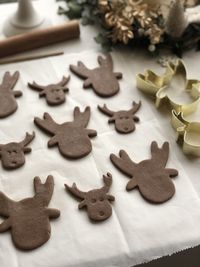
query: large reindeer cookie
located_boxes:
[0,132,35,170]
[34,107,97,159]
[65,173,115,222]
[28,76,70,106]
[110,142,178,203]
[0,175,60,250]
[0,71,22,118]
[98,101,141,134]
[70,54,122,97]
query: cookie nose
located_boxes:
[99,211,105,217]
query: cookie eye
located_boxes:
[7,151,12,154]
[91,198,96,204]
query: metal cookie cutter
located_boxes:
[137,60,200,157]
[172,110,200,157]
[136,60,200,115]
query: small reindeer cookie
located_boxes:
[34,107,97,159]
[0,175,60,250]
[65,173,115,222]
[0,71,22,118]
[0,132,35,170]
[110,142,178,204]
[98,101,141,134]
[28,76,70,106]
[70,54,122,97]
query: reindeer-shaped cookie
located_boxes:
[34,107,97,159]
[65,173,115,222]
[0,71,22,118]
[110,142,178,203]
[98,101,141,133]
[0,175,60,250]
[28,76,70,106]
[70,54,122,97]
[0,132,35,170]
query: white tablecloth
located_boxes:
[0,1,200,267]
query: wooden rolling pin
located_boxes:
[0,20,80,58]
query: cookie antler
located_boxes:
[129,101,142,115]
[1,71,20,92]
[98,104,115,117]
[110,150,137,178]
[34,175,54,206]
[73,106,91,128]
[65,183,86,200]
[98,54,113,70]
[28,76,70,93]
[57,76,70,87]
[151,141,169,167]
[34,113,60,135]
[102,173,113,193]
[70,61,91,78]
[20,132,35,152]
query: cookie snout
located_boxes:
[1,146,25,169]
[115,118,135,133]
[87,203,112,221]
[47,88,65,105]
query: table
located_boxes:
[0,1,200,267]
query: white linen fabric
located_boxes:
[0,51,200,267]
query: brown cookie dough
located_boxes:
[65,173,115,222]
[0,71,22,118]
[98,101,141,134]
[70,54,122,97]
[110,141,178,203]
[0,175,60,250]
[34,107,97,159]
[0,132,35,170]
[28,76,70,106]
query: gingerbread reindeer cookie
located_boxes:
[111,142,178,203]
[70,54,122,97]
[0,71,22,118]
[34,107,97,159]
[0,175,60,250]
[65,173,115,222]
[28,76,70,106]
[98,101,141,133]
[0,132,35,170]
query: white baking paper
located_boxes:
[0,50,200,267]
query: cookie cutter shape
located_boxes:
[98,101,141,134]
[28,76,70,106]
[172,110,200,156]
[70,54,122,97]
[65,173,115,222]
[0,132,35,170]
[0,175,60,250]
[0,71,22,118]
[34,107,97,159]
[137,60,200,115]
[110,141,178,204]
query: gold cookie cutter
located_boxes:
[136,59,200,115]
[172,111,200,157]
[136,60,200,156]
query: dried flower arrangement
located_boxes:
[57,0,200,56]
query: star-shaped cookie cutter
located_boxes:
[137,60,200,157]
[137,60,200,115]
